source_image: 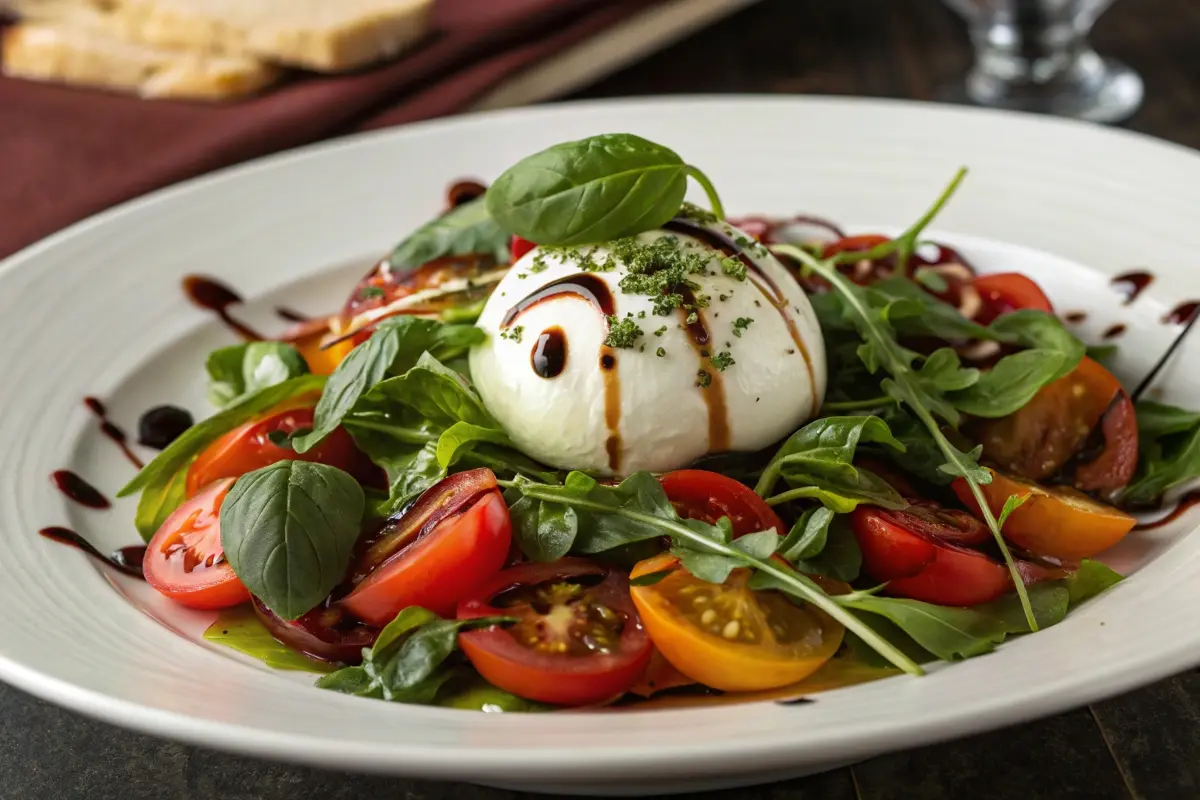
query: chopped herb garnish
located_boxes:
[711,351,736,372]
[696,370,712,389]
[677,202,718,225]
[721,256,747,281]
[604,316,644,349]
[358,286,385,300]
[733,317,754,337]
[654,326,668,337]
[656,347,666,357]
[501,325,525,343]
[530,251,550,273]
[686,312,699,325]
[517,273,528,280]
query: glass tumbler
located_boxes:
[944,0,1143,123]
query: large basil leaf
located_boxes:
[317,607,512,703]
[118,374,326,540]
[389,195,510,272]
[221,461,365,620]
[206,342,309,410]
[203,606,333,673]
[365,352,498,429]
[754,416,907,512]
[293,318,484,453]
[487,134,691,245]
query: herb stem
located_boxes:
[822,396,899,412]
[684,165,726,221]
[774,242,1039,632]
[510,483,924,676]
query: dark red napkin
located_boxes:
[0,0,656,260]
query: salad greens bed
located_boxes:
[120,133,1200,711]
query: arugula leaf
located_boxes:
[791,515,862,582]
[867,277,995,343]
[486,133,724,245]
[389,195,510,272]
[778,507,834,561]
[1135,400,1200,438]
[1064,559,1124,605]
[118,374,326,539]
[1122,400,1200,507]
[316,607,512,702]
[221,461,365,620]
[293,318,484,453]
[754,416,907,512]
[203,606,333,673]
[206,342,309,409]
[875,406,955,486]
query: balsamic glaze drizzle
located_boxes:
[52,470,110,510]
[39,528,145,580]
[83,397,144,469]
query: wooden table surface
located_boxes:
[6,1,1198,798]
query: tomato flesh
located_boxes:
[510,235,536,262]
[954,469,1137,560]
[186,405,372,497]
[970,357,1138,494]
[629,554,843,692]
[144,478,249,609]
[973,272,1054,324]
[458,559,652,706]
[253,597,377,664]
[342,475,510,624]
[659,469,785,536]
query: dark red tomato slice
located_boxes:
[659,469,785,536]
[253,597,377,664]
[457,559,652,706]
[340,255,491,325]
[144,479,249,609]
[973,273,1054,324]
[970,357,1138,494]
[186,405,374,497]
[510,235,536,262]
[341,470,510,624]
[851,503,1060,606]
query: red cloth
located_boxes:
[0,0,654,259]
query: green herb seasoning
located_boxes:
[677,201,718,225]
[501,325,525,343]
[604,316,644,349]
[696,369,712,389]
[358,286,385,300]
[733,317,754,337]
[656,347,667,357]
[654,326,668,337]
[711,351,736,372]
[720,256,747,281]
[610,236,711,316]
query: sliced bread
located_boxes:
[2,21,281,99]
[110,0,435,72]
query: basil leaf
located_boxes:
[119,374,326,539]
[206,343,309,409]
[507,493,578,562]
[389,195,510,272]
[755,416,907,512]
[672,547,742,584]
[1064,559,1123,605]
[221,461,365,620]
[486,134,690,245]
[293,318,484,453]
[435,421,513,469]
[914,347,979,393]
[779,507,835,561]
[365,352,498,428]
[792,515,862,582]
[203,606,333,673]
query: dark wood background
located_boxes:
[7,0,1198,797]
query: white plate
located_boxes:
[3,97,1200,796]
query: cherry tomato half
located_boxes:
[659,470,786,536]
[458,559,652,706]
[973,272,1054,324]
[279,316,355,376]
[186,405,372,497]
[253,597,377,664]
[970,357,1138,494]
[510,235,537,262]
[341,469,511,624]
[629,553,843,692]
[954,469,1137,561]
[144,478,249,609]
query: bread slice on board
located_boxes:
[2,21,281,99]
[110,0,435,72]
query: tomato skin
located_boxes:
[954,469,1137,560]
[342,490,511,624]
[458,559,652,706]
[659,470,785,536]
[971,357,1138,494]
[851,506,1016,606]
[510,235,536,262]
[187,406,372,497]
[144,478,250,610]
[253,598,377,664]
[629,554,843,692]
[973,273,1054,323]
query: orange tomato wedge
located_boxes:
[629,554,843,693]
[953,468,1136,560]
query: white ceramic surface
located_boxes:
[2,97,1199,795]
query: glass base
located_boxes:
[963,54,1143,124]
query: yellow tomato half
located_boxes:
[629,555,843,693]
[954,468,1136,560]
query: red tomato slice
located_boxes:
[341,470,510,624]
[659,469,785,536]
[253,597,377,664]
[510,235,536,262]
[187,405,374,497]
[144,478,249,609]
[457,559,652,706]
[973,272,1054,324]
[851,503,1059,606]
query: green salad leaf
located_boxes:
[1124,400,1200,507]
[435,673,547,712]
[486,133,724,245]
[388,195,510,272]
[118,374,326,540]
[203,606,333,673]
[206,342,309,409]
[220,461,365,620]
